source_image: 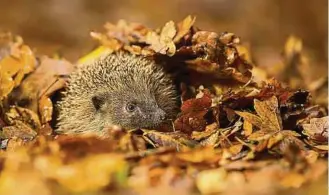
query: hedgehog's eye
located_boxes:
[92,95,105,110]
[126,103,137,112]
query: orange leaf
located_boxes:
[38,96,53,124]
[173,15,196,43]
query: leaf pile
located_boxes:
[0,16,327,195]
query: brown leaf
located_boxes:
[302,116,328,144]
[313,145,328,151]
[199,130,220,147]
[145,32,162,53]
[219,32,240,46]
[248,130,273,141]
[24,56,74,97]
[254,96,282,132]
[228,144,243,155]
[90,31,122,52]
[186,31,252,83]
[173,15,196,43]
[142,130,196,150]
[2,120,37,140]
[191,123,218,141]
[4,106,41,130]
[55,135,118,162]
[174,89,213,134]
[235,111,262,129]
[0,70,14,100]
[13,45,36,86]
[9,56,74,114]
[161,21,177,40]
[267,132,283,148]
[5,137,27,151]
[174,110,208,134]
[0,45,35,80]
[104,19,149,44]
[176,147,221,164]
[38,96,53,124]
[123,45,142,55]
[37,123,53,137]
[236,96,283,140]
[146,21,176,56]
[119,133,147,152]
[243,120,253,136]
[0,40,36,100]
[180,89,212,113]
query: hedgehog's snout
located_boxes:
[156,108,167,121]
[150,109,166,128]
[139,108,166,129]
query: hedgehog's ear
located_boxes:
[92,95,106,110]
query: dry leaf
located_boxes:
[146,21,176,56]
[196,168,227,194]
[0,69,14,100]
[302,116,328,144]
[2,120,37,140]
[4,106,41,130]
[0,17,326,195]
[142,130,196,150]
[173,15,196,43]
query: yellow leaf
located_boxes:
[146,21,176,56]
[177,147,219,163]
[143,130,195,150]
[160,21,176,40]
[280,172,305,188]
[243,120,253,136]
[284,36,303,60]
[235,111,262,128]
[0,56,22,76]
[174,15,196,43]
[0,70,14,100]
[248,130,273,141]
[0,45,36,87]
[229,144,243,155]
[37,154,127,193]
[78,46,113,64]
[196,168,227,194]
[2,121,37,140]
[20,45,36,74]
[38,96,53,124]
[313,145,329,151]
[267,132,283,148]
[254,96,282,132]
[5,106,41,130]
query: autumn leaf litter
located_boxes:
[0,16,327,195]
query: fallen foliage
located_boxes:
[0,16,327,195]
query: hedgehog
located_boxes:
[56,52,179,136]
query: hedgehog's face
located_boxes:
[91,92,168,130]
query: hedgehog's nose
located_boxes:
[157,109,167,121]
[160,113,166,120]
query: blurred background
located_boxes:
[0,0,327,67]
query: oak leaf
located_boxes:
[236,96,302,150]
[145,21,176,56]
[173,15,196,43]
